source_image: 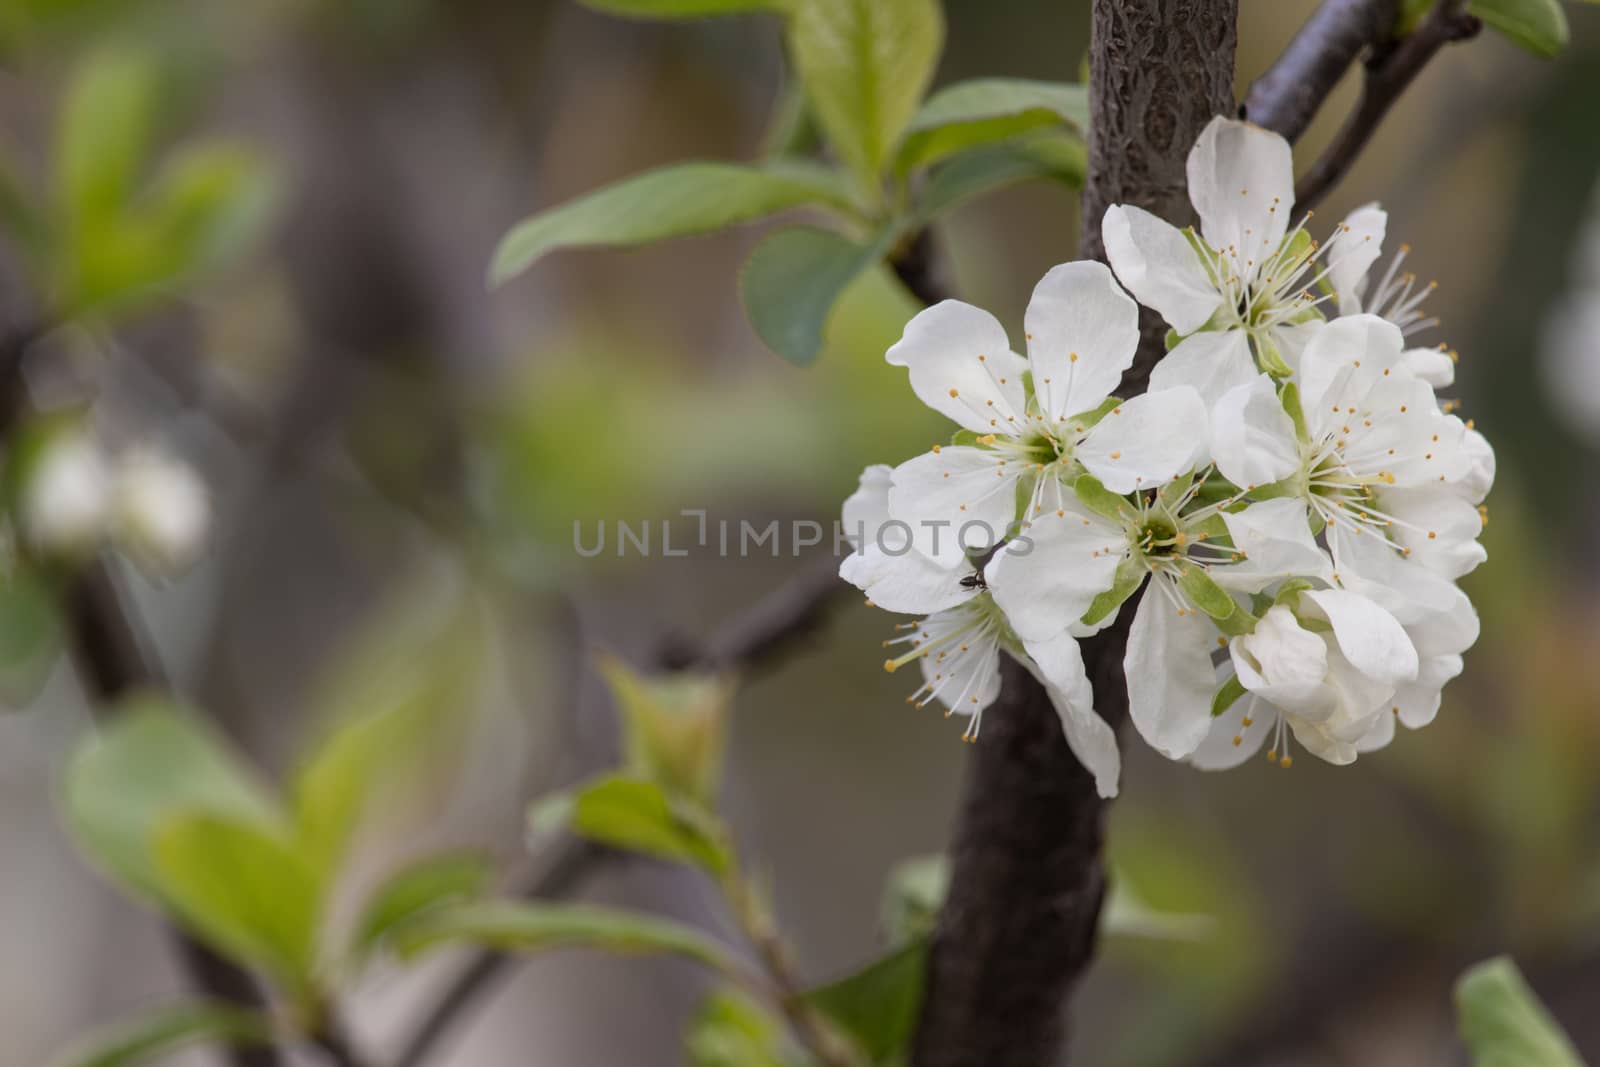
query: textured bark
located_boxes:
[908,4,1237,1065]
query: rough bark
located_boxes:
[908,4,1237,1065]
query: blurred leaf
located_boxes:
[0,154,46,262]
[917,132,1087,220]
[0,568,63,707]
[57,47,164,233]
[578,0,783,14]
[531,774,731,874]
[897,78,1087,174]
[1102,876,1216,943]
[881,854,947,945]
[351,851,496,960]
[802,941,925,1063]
[599,653,735,805]
[389,899,737,973]
[490,162,853,285]
[687,988,798,1067]
[1468,0,1568,56]
[152,814,321,993]
[740,225,890,365]
[65,698,283,902]
[787,0,943,201]
[45,1001,273,1067]
[1456,956,1585,1067]
[146,142,277,282]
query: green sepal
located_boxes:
[1210,674,1246,718]
[1072,474,1129,522]
[1272,577,1315,609]
[1080,558,1145,627]
[1159,470,1196,511]
[1211,600,1259,637]
[1279,380,1310,445]
[1247,476,1303,501]
[1254,332,1294,379]
[1069,394,1123,432]
[1188,514,1231,543]
[1164,328,1182,352]
[1177,566,1237,621]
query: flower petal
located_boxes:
[1019,631,1121,798]
[1302,588,1418,686]
[1380,486,1487,579]
[840,547,977,615]
[984,506,1127,641]
[887,446,1020,569]
[1211,375,1301,489]
[1296,314,1407,433]
[1191,688,1273,770]
[1326,203,1387,314]
[1023,260,1141,422]
[1401,346,1455,388]
[1355,703,1397,753]
[886,301,1029,432]
[1125,578,1219,759]
[1393,653,1464,729]
[1328,522,1461,625]
[1076,386,1207,494]
[1229,604,1331,717]
[1187,117,1294,271]
[1102,203,1222,335]
[1149,329,1258,408]
[841,464,893,548]
[911,609,1002,718]
[1214,498,1332,593]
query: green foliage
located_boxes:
[687,989,799,1067]
[490,162,853,285]
[916,131,1086,221]
[599,653,735,805]
[0,568,64,706]
[1468,0,1569,57]
[787,0,943,203]
[45,1002,273,1067]
[897,78,1087,174]
[880,854,947,944]
[1073,473,1129,522]
[1177,567,1246,630]
[803,942,925,1063]
[579,0,782,14]
[740,225,892,366]
[1082,557,1145,628]
[531,774,732,875]
[1456,957,1586,1067]
[57,47,165,235]
[1210,673,1246,718]
[351,852,496,960]
[387,899,738,973]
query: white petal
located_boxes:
[1023,260,1141,421]
[1101,203,1223,335]
[886,302,1029,432]
[1229,604,1331,717]
[1213,497,1332,593]
[1355,703,1396,753]
[1459,425,1495,504]
[1296,314,1407,432]
[1326,203,1387,314]
[887,447,1020,569]
[1076,387,1207,494]
[1400,346,1456,388]
[841,464,893,548]
[1328,523,1460,625]
[840,547,978,615]
[1019,632,1121,799]
[1303,588,1418,686]
[1125,578,1219,759]
[1211,375,1301,489]
[1191,690,1274,770]
[1393,653,1463,729]
[1406,586,1480,659]
[984,507,1127,641]
[1268,320,1323,375]
[1149,329,1258,408]
[1187,117,1294,270]
[1380,486,1487,579]
[912,609,1002,717]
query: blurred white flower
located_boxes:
[22,432,112,555]
[113,448,210,574]
[1540,176,1600,445]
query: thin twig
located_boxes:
[660,553,849,674]
[1241,0,1399,142]
[1294,0,1482,211]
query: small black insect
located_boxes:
[958,572,987,591]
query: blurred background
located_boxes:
[2,0,1599,1064]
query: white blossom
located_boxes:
[113,448,210,575]
[23,432,112,555]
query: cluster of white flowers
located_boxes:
[840,117,1493,797]
[23,427,210,575]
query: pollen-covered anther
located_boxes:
[948,388,959,398]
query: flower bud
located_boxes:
[21,432,112,556]
[113,449,210,575]
[598,653,734,807]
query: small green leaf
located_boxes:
[917,131,1086,220]
[1467,0,1568,57]
[881,854,947,945]
[531,774,731,874]
[65,699,284,903]
[145,142,277,283]
[1177,567,1238,622]
[897,78,1087,174]
[45,1001,274,1067]
[1455,956,1585,1067]
[1101,877,1216,942]
[1081,557,1145,627]
[687,989,796,1067]
[578,0,782,15]
[787,0,943,200]
[598,654,735,805]
[388,899,737,974]
[1072,473,1129,522]
[351,851,496,960]
[490,162,852,285]
[1210,674,1246,718]
[802,941,926,1062]
[739,225,889,365]
[1253,332,1294,378]
[57,47,164,232]
[0,568,63,706]
[1272,577,1315,609]
[153,813,321,992]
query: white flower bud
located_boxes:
[114,449,210,574]
[22,433,112,555]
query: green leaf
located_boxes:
[1072,473,1130,523]
[1101,877,1216,942]
[152,814,321,993]
[739,224,889,365]
[787,0,943,200]
[45,1001,273,1067]
[1467,0,1568,57]
[1081,557,1145,627]
[490,162,852,285]
[598,653,735,805]
[687,989,797,1067]
[1455,956,1585,1067]
[388,899,737,974]
[57,47,164,232]
[145,142,277,283]
[578,0,782,14]
[802,941,926,1062]
[530,774,731,874]
[1177,567,1239,623]
[917,131,1085,220]
[881,854,947,945]
[350,851,496,960]
[65,698,284,903]
[1279,380,1309,445]
[0,567,63,706]
[1210,674,1246,718]
[897,78,1087,174]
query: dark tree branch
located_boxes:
[1241,0,1398,142]
[1293,0,1481,211]
[660,553,849,674]
[909,4,1238,1066]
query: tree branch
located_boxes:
[1241,0,1398,142]
[1293,0,1481,211]
[909,4,1238,1065]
